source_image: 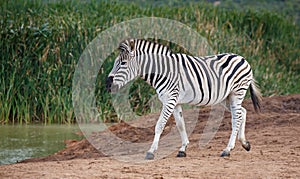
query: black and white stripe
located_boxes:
[106,38,262,159]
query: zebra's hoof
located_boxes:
[145,152,154,160]
[220,150,230,157]
[242,141,251,151]
[176,151,186,157]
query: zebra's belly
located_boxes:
[177,90,229,106]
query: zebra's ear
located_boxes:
[129,39,135,52]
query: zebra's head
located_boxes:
[106,39,138,93]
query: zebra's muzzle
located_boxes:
[106,76,114,93]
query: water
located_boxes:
[0,125,84,165]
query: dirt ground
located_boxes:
[0,94,299,178]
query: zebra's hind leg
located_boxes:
[238,107,251,151]
[221,102,250,152]
[221,92,246,157]
[173,105,189,157]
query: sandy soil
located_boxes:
[0,94,299,178]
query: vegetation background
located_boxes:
[1,0,299,124]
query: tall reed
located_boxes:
[0,0,299,124]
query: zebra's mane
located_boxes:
[119,38,172,55]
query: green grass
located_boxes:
[0,0,299,124]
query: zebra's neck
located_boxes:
[134,39,172,57]
[137,54,179,92]
[132,39,180,92]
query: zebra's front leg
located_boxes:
[145,104,175,160]
[173,105,189,157]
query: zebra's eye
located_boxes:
[121,61,127,65]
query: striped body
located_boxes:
[106,38,261,159]
[142,53,253,106]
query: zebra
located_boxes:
[106,38,262,160]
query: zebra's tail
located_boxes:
[249,79,262,113]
